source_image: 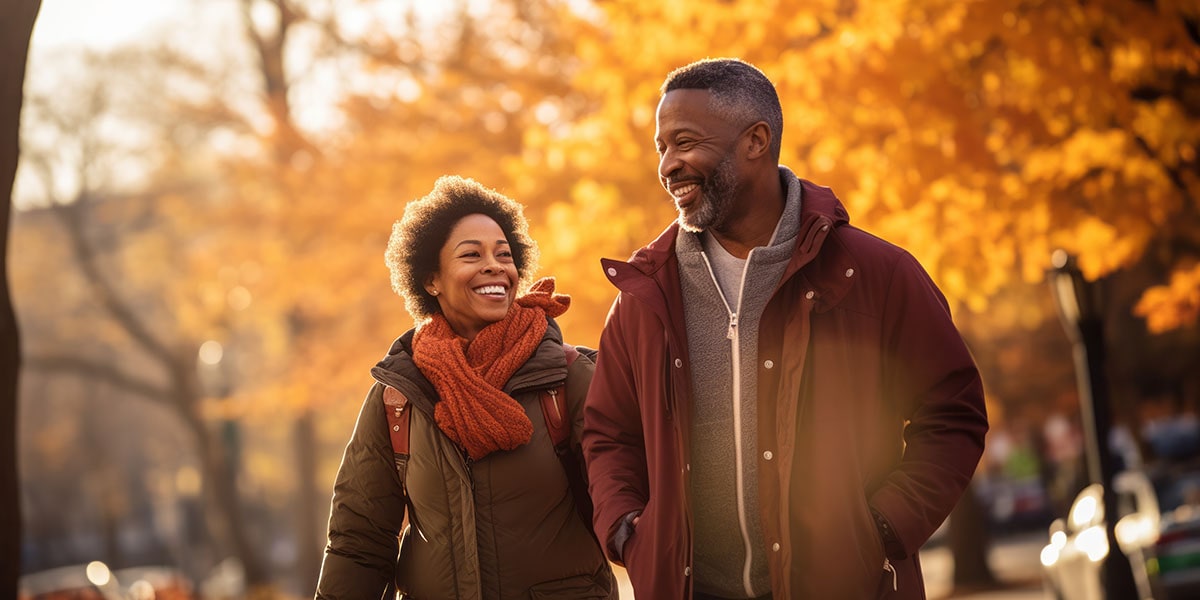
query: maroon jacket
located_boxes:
[582,180,988,599]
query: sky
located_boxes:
[31,0,187,51]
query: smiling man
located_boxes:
[582,58,989,599]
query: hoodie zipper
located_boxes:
[699,250,758,596]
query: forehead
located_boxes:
[655,89,728,137]
[444,213,507,243]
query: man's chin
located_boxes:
[677,212,707,233]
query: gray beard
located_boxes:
[678,154,738,233]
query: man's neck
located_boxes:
[708,170,785,259]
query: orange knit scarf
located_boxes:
[413,277,570,460]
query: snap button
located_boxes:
[763,450,774,461]
[805,291,815,300]
[845,268,855,277]
[772,542,781,552]
[392,425,400,432]
[764,360,774,369]
[821,224,829,231]
[684,566,691,577]
[606,267,617,277]
[674,358,682,368]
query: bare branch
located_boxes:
[47,200,178,367]
[23,355,171,406]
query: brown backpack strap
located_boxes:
[383,385,412,457]
[540,344,579,448]
[541,344,598,545]
[382,385,422,543]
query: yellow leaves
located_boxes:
[1132,99,1197,166]
[1135,262,1200,333]
[1059,216,1149,279]
[1110,42,1150,83]
[1023,129,1129,182]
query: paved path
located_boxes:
[922,532,1046,599]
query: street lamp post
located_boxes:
[1047,250,1138,599]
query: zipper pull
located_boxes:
[726,312,739,340]
[547,388,561,421]
[883,558,897,591]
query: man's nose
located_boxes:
[659,151,682,183]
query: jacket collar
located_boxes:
[604,168,852,296]
[780,180,861,313]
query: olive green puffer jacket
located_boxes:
[315,320,616,600]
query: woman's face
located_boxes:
[426,213,519,341]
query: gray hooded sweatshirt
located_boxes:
[676,167,804,598]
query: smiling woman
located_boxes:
[315,175,617,599]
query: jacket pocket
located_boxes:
[528,569,613,599]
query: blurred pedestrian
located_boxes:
[582,57,989,599]
[316,176,616,599]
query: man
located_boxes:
[582,58,988,599]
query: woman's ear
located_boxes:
[424,273,440,297]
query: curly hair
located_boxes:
[662,57,784,161]
[385,175,539,323]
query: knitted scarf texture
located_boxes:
[413,277,570,460]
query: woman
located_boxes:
[315,176,616,599]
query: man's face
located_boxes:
[655,89,745,233]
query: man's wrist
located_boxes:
[609,510,641,563]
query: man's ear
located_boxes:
[744,121,772,160]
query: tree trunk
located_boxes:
[0,0,42,591]
[181,398,274,595]
[950,482,999,590]
[294,410,322,594]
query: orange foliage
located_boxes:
[15,0,1200,423]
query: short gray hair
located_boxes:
[661,58,783,160]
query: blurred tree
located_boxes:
[16,50,275,591]
[1,0,40,590]
[531,0,1200,332]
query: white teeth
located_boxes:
[473,285,506,295]
[673,184,698,198]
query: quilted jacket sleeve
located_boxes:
[315,383,408,599]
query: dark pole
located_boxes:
[1048,250,1138,599]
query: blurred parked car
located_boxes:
[19,562,193,600]
[1040,466,1200,600]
